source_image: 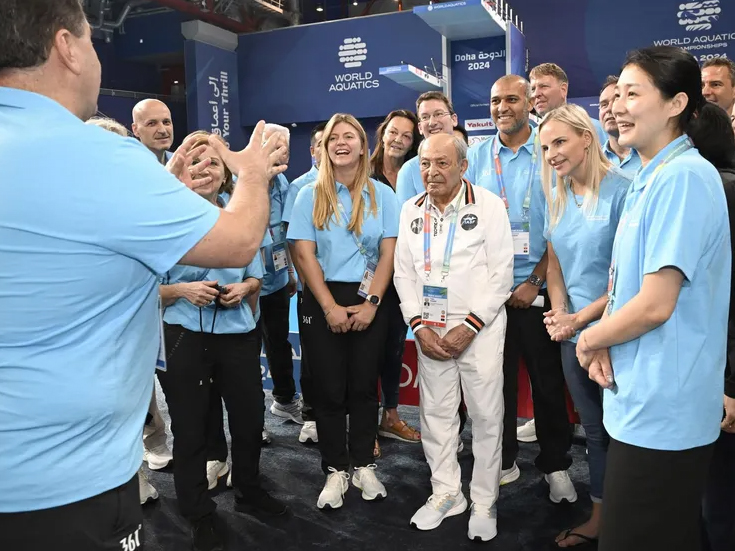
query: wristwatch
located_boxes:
[366,294,382,306]
[527,274,544,287]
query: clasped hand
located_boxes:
[543,308,579,342]
[576,333,615,389]
[324,302,377,333]
[415,325,475,361]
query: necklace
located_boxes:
[569,179,583,208]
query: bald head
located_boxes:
[491,75,533,136]
[132,99,173,160]
[418,133,468,205]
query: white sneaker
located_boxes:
[206,460,229,490]
[468,503,498,542]
[410,492,468,530]
[299,421,318,444]
[352,465,387,501]
[143,442,173,471]
[516,418,537,442]
[227,471,232,488]
[317,468,350,510]
[457,435,464,454]
[500,462,520,486]
[545,470,578,503]
[262,428,272,445]
[138,468,158,505]
[270,396,304,424]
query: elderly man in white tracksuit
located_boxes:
[394,133,514,542]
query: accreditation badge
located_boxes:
[421,285,448,328]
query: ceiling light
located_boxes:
[353,1,357,4]
[316,5,323,11]
[173,80,179,84]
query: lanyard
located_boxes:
[608,138,692,311]
[336,194,374,261]
[493,134,537,220]
[423,183,465,281]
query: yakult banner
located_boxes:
[184,40,245,150]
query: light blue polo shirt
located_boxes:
[606,135,729,451]
[260,174,290,296]
[544,167,632,342]
[395,156,423,205]
[163,256,264,334]
[603,140,642,176]
[590,117,608,147]
[0,88,220,512]
[287,179,399,282]
[466,128,547,287]
[283,166,318,224]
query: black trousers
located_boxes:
[259,285,296,404]
[502,290,572,473]
[302,282,389,473]
[379,283,408,410]
[296,290,315,422]
[702,430,735,551]
[600,438,715,551]
[157,325,264,521]
[0,475,143,551]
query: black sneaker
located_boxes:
[235,488,288,517]
[191,513,224,551]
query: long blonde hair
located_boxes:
[539,104,611,229]
[313,113,376,235]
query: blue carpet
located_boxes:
[142,387,593,551]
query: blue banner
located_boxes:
[450,36,506,143]
[184,40,245,150]
[237,12,442,125]
[568,96,600,120]
[506,22,527,77]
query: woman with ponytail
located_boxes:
[287,113,399,510]
[538,104,632,548]
[574,46,730,551]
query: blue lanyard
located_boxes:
[608,138,692,313]
[423,183,465,281]
[336,195,374,262]
[493,134,537,221]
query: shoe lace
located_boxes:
[548,471,570,484]
[471,503,495,517]
[138,468,150,483]
[427,493,453,511]
[148,442,170,456]
[326,467,349,493]
[206,461,221,477]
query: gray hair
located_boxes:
[263,123,290,144]
[86,116,128,137]
[418,134,468,163]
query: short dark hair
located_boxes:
[702,57,735,86]
[310,122,327,145]
[416,91,455,115]
[600,75,619,95]
[623,46,724,163]
[453,124,469,145]
[687,98,735,170]
[0,0,86,72]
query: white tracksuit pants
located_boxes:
[417,315,505,506]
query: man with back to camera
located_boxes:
[395,91,459,205]
[282,121,327,445]
[0,2,286,550]
[598,75,642,176]
[132,97,175,164]
[702,57,735,115]
[466,75,577,504]
[530,62,607,144]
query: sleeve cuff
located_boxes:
[409,315,426,333]
[463,312,485,334]
[725,379,735,399]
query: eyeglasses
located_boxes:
[419,111,451,123]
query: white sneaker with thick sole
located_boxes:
[545,470,578,503]
[410,492,468,530]
[138,468,159,505]
[317,468,350,510]
[270,396,304,424]
[500,462,520,486]
[143,442,173,471]
[352,465,387,501]
[206,460,229,490]
[468,503,498,541]
[299,421,318,444]
[516,418,537,442]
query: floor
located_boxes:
[142,389,594,551]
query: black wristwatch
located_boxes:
[527,274,543,287]
[366,294,382,306]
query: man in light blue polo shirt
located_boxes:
[466,74,576,504]
[132,98,175,164]
[395,91,458,205]
[282,121,326,445]
[0,3,284,548]
[598,75,642,175]
[530,62,607,145]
